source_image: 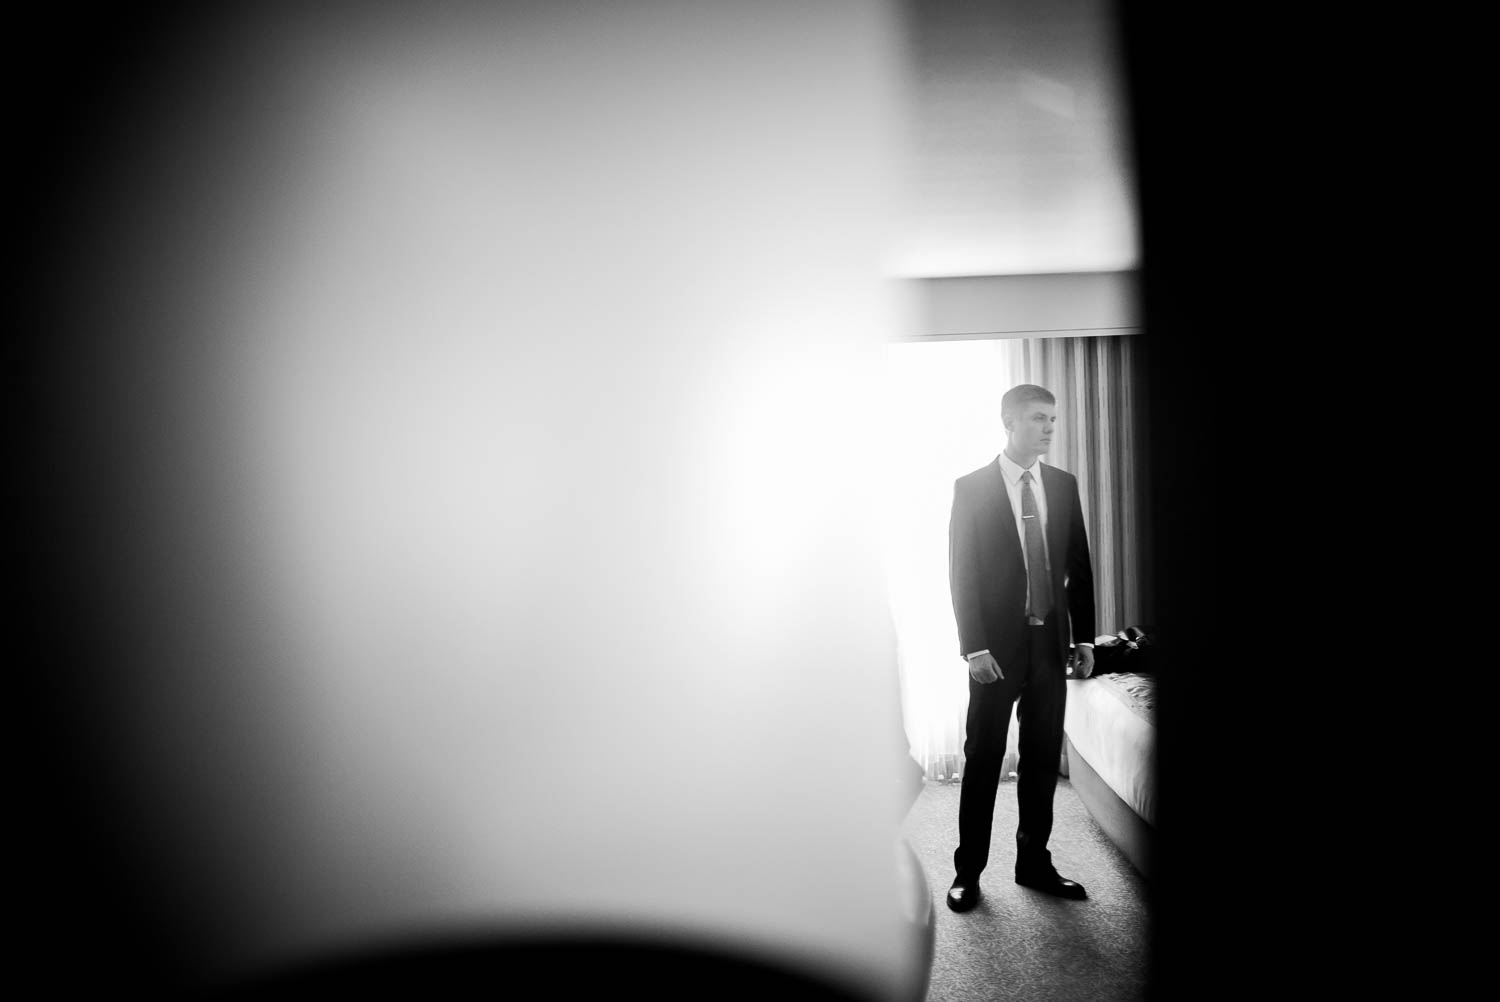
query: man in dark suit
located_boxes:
[946,383,1097,910]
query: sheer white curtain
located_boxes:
[880,338,1026,782]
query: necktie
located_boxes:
[1020,470,1052,622]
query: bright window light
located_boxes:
[880,338,1025,778]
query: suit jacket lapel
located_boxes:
[1041,462,1069,573]
[986,458,1022,559]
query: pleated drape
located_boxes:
[1022,334,1149,636]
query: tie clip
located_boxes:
[1022,514,1036,519]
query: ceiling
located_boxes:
[891,0,1138,278]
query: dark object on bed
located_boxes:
[1087,625,1156,675]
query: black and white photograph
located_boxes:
[15,1,1315,998]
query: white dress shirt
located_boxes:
[964,452,1091,661]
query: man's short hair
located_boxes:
[1000,384,1055,426]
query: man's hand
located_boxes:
[1070,645,1096,679]
[967,652,1001,684]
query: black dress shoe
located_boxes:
[1014,867,1087,900]
[946,878,981,912]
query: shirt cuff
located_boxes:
[1076,642,1093,648]
[964,649,990,660]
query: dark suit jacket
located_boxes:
[949,458,1096,674]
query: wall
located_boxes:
[901,270,1139,339]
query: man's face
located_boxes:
[1006,400,1056,459]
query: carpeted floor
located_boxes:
[901,778,1150,1001]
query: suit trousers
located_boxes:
[953,615,1067,880]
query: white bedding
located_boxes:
[1064,673,1156,827]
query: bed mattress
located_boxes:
[1064,672,1156,827]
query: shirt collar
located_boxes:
[996,450,1043,486]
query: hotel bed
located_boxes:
[1063,670,1156,878]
